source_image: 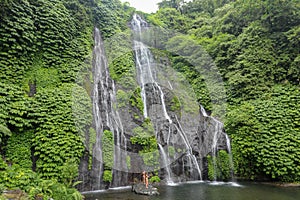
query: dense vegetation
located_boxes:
[0,0,299,198]
[149,0,300,182]
[0,0,134,199]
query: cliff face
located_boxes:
[78,15,231,191]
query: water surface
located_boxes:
[83,181,300,200]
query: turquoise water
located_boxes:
[83,181,300,200]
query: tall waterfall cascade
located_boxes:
[78,15,233,192]
[78,28,128,191]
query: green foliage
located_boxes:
[207,150,231,181]
[116,89,130,108]
[0,184,4,194]
[168,55,212,111]
[109,52,135,82]
[88,128,96,169]
[105,30,136,90]
[139,150,160,169]
[148,8,189,32]
[130,87,144,114]
[0,0,136,196]
[0,157,7,171]
[0,163,83,199]
[0,125,11,144]
[126,156,131,169]
[170,96,181,112]
[29,84,90,180]
[102,130,114,170]
[168,146,176,158]
[226,85,300,181]
[24,61,60,91]
[5,131,33,169]
[130,119,159,168]
[27,179,83,200]
[149,175,161,183]
[131,119,156,149]
[71,85,93,140]
[0,0,93,86]
[93,0,134,38]
[33,129,84,180]
[0,83,32,133]
[0,164,38,191]
[61,159,80,187]
[103,170,113,183]
[0,0,36,84]
[0,0,298,192]
[152,0,300,182]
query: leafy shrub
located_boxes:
[149,175,161,183]
[103,170,113,183]
[130,87,144,114]
[226,85,300,181]
[0,164,38,191]
[102,130,114,169]
[5,131,33,169]
[207,150,231,181]
[130,119,159,168]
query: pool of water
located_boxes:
[83,181,300,200]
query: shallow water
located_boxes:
[83,181,300,200]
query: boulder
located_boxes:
[132,183,159,196]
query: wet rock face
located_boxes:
[78,15,231,191]
[197,109,228,158]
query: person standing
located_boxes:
[142,171,146,184]
[145,172,149,189]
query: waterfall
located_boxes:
[199,105,234,181]
[111,81,128,188]
[131,14,203,182]
[133,41,155,117]
[89,28,127,190]
[225,134,235,180]
[80,15,234,192]
[174,116,202,180]
[90,27,105,190]
[158,144,174,184]
[131,14,173,123]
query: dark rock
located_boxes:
[132,183,159,196]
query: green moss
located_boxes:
[168,146,175,158]
[116,89,130,108]
[130,87,144,114]
[139,150,160,169]
[102,130,114,170]
[207,154,215,181]
[130,119,156,149]
[177,148,182,153]
[130,119,159,168]
[103,170,113,183]
[170,96,181,111]
[126,156,131,169]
